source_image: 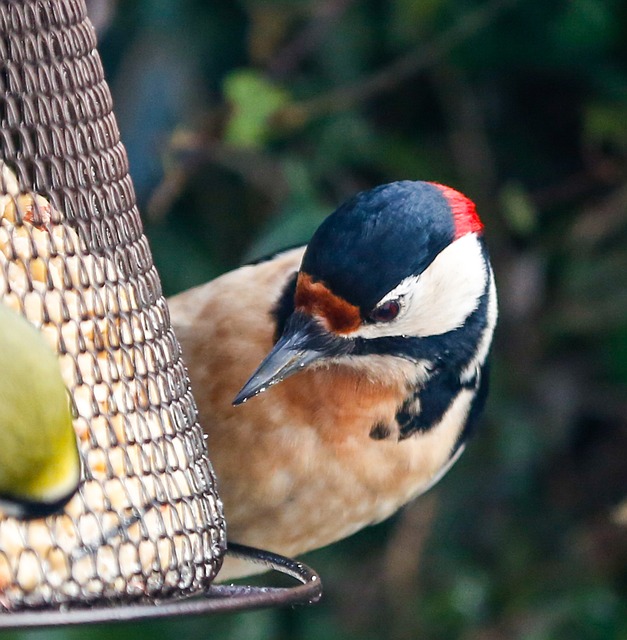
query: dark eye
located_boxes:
[370,300,400,323]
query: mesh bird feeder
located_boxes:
[0,0,320,626]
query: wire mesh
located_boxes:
[0,0,226,610]
[0,544,323,628]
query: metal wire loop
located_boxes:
[0,544,322,628]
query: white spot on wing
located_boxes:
[461,264,498,382]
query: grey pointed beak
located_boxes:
[232,314,328,406]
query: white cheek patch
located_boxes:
[461,267,497,382]
[354,234,488,339]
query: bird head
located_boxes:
[233,180,493,405]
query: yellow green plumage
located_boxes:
[0,303,80,518]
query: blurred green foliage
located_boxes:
[13,0,627,637]
[224,69,290,148]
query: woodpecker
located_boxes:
[168,180,497,579]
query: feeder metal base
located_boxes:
[0,543,322,629]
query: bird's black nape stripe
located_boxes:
[390,246,492,439]
[454,359,491,451]
[397,368,470,439]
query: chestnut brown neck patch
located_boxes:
[295,272,361,333]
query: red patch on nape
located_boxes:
[430,182,483,239]
[295,273,362,334]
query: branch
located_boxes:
[277,0,521,128]
[267,0,354,80]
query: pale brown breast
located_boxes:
[168,248,470,578]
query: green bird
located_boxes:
[0,302,81,519]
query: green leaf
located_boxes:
[499,181,538,238]
[223,69,289,148]
[551,0,615,56]
[584,102,627,150]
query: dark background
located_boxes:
[9,0,627,638]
